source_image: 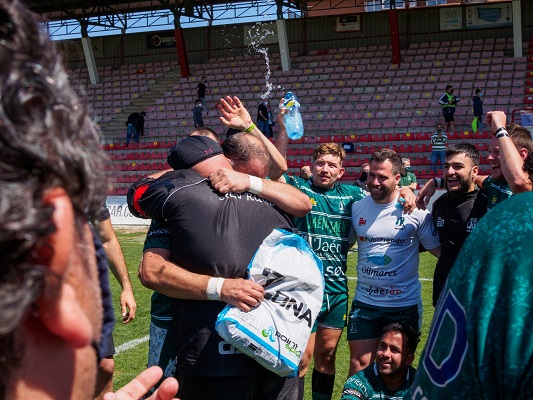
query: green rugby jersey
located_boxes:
[285,175,366,294]
[482,175,512,211]
[341,363,416,400]
[411,191,533,399]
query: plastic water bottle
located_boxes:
[280,91,304,140]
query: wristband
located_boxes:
[206,277,225,301]
[433,177,444,189]
[494,126,507,136]
[496,128,509,139]
[244,123,256,133]
[248,175,263,195]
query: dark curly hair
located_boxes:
[0,0,108,396]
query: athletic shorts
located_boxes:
[177,371,298,400]
[147,318,178,379]
[313,292,348,332]
[346,299,422,341]
[442,108,455,122]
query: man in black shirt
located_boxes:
[128,136,311,400]
[197,76,208,113]
[431,143,487,306]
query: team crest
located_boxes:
[466,218,478,232]
[395,216,405,230]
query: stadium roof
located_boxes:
[25,0,302,22]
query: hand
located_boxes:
[276,106,287,130]
[209,168,253,194]
[415,180,436,210]
[398,187,416,214]
[120,288,137,324]
[486,111,506,134]
[103,366,179,400]
[217,96,253,131]
[220,278,265,311]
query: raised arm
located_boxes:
[209,168,312,217]
[487,111,532,193]
[218,96,287,179]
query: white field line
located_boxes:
[115,334,150,354]
[347,277,433,281]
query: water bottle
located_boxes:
[280,91,304,140]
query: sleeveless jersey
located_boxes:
[341,363,416,400]
[285,175,366,294]
[411,192,533,399]
[351,195,440,308]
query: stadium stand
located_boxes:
[72,38,531,194]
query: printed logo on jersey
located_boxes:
[358,217,367,226]
[361,266,396,277]
[339,200,346,213]
[361,285,402,297]
[395,216,405,230]
[310,198,318,207]
[359,236,406,245]
[436,216,445,228]
[365,253,392,266]
[261,327,276,342]
[341,389,365,400]
[466,218,478,232]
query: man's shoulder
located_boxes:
[341,366,375,400]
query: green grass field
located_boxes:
[110,228,437,399]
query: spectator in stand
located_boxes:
[353,163,370,192]
[430,123,448,175]
[193,99,204,128]
[197,76,209,113]
[267,100,275,138]
[257,100,270,136]
[341,323,418,400]
[125,111,146,147]
[439,85,459,133]
[473,89,484,132]
[399,158,417,191]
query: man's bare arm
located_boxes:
[209,168,312,217]
[487,111,532,193]
[97,218,137,323]
[140,248,264,312]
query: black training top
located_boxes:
[431,189,487,306]
[128,169,294,377]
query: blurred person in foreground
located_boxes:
[0,1,177,398]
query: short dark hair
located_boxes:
[446,143,480,166]
[524,148,533,176]
[507,123,533,153]
[140,111,146,116]
[382,323,419,355]
[475,89,481,95]
[370,148,403,175]
[446,85,453,91]
[222,133,271,174]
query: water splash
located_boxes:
[246,22,282,100]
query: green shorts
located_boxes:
[312,292,348,333]
[346,299,422,341]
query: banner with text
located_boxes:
[466,4,512,29]
[107,196,151,226]
[440,7,462,31]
